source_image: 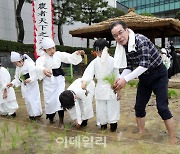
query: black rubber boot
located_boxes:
[101,124,107,130]
[80,120,88,127]
[11,112,16,118]
[110,123,117,132]
[46,113,56,124]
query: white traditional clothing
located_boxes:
[0,67,18,115]
[82,52,120,125]
[36,51,82,115]
[11,54,42,117]
[66,78,95,125]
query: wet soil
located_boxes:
[0,80,180,153]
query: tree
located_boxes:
[53,0,75,45]
[15,0,32,43]
[16,0,25,43]
[175,10,180,20]
[73,0,125,48]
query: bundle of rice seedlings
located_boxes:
[20,73,25,82]
[103,73,116,88]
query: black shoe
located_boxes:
[101,124,107,130]
[11,112,16,118]
[29,116,36,120]
[80,120,88,127]
[110,123,117,132]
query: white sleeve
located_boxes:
[11,68,21,87]
[124,66,148,82]
[59,51,82,65]
[119,69,132,78]
[35,57,46,80]
[82,60,95,82]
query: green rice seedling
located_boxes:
[19,73,25,82]
[48,143,52,154]
[103,73,116,88]
[26,124,32,137]
[16,123,19,133]
[64,123,71,130]
[23,142,29,154]
[4,122,9,132]
[1,128,6,138]
[11,134,17,149]
[128,80,138,87]
[0,137,2,148]
[20,135,26,144]
[50,132,57,142]
[168,89,177,99]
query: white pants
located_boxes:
[96,98,120,125]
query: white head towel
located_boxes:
[114,29,136,69]
[10,51,23,62]
[41,37,55,49]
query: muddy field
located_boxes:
[0,79,180,154]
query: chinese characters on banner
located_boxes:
[32,0,54,58]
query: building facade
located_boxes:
[0,0,116,48]
[117,0,180,48]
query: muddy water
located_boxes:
[0,80,180,153]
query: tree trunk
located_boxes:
[87,38,89,48]
[58,23,64,45]
[16,0,25,43]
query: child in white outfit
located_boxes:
[7,51,42,120]
[0,60,18,117]
[82,38,120,132]
[59,78,95,128]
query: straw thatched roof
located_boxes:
[69,11,180,41]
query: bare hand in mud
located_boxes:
[74,120,80,129]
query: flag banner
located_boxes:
[32,0,54,58]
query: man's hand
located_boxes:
[43,68,52,77]
[113,78,126,91]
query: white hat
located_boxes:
[10,51,23,62]
[41,37,55,49]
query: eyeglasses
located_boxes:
[113,30,126,39]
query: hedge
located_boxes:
[0,39,115,54]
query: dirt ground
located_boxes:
[0,78,180,153]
